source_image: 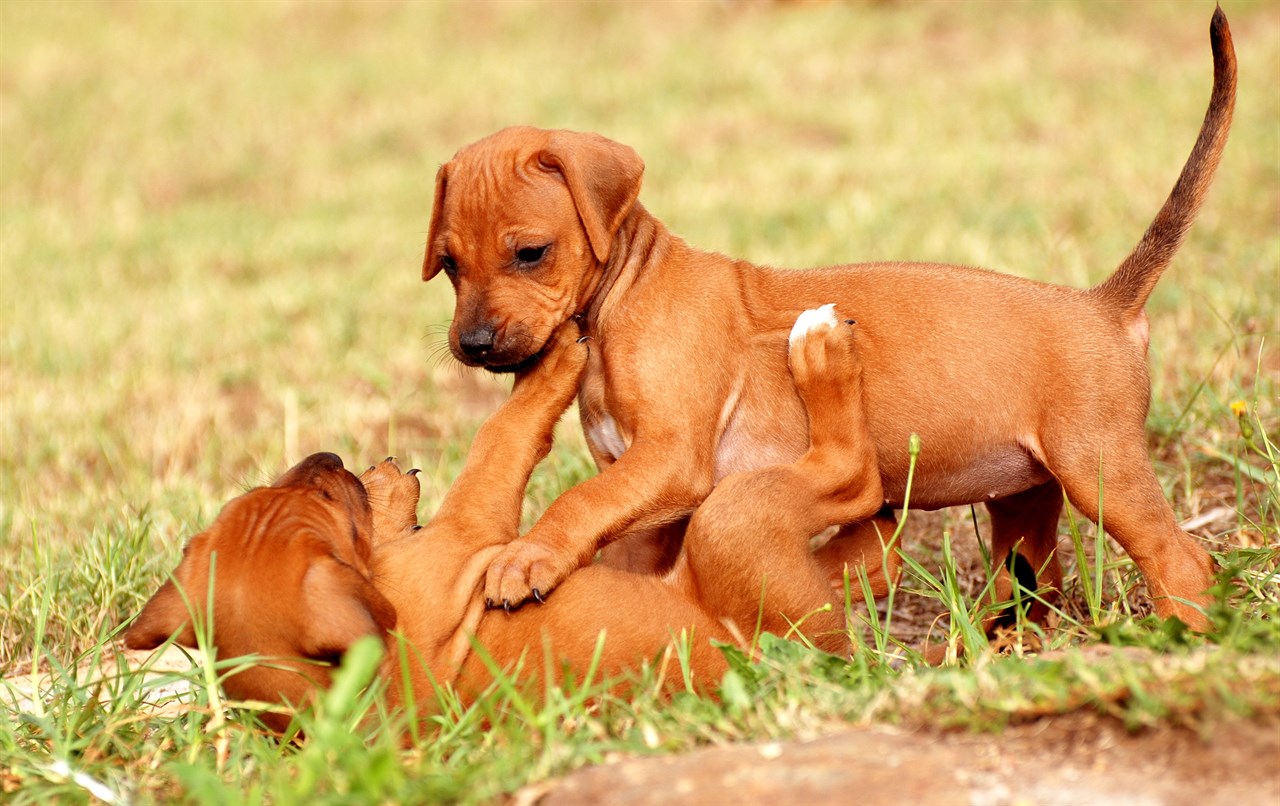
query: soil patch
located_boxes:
[535,713,1280,806]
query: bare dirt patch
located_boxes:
[536,712,1280,806]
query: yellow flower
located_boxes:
[1229,399,1248,418]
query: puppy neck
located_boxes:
[580,201,671,337]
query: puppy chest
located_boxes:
[586,414,629,460]
[578,366,632,461]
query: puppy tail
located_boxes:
[1090,6,1236,319]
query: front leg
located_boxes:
[426,322,587,546]
[483,438,713,608]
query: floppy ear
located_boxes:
[123,579,199,650]
[422,162,452,282]
[537,132,644,264]
[299,556,397,659]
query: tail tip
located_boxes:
[1211,5,1229,40]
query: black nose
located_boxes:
[459,324,497,359]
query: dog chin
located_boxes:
[449,347,541,373]
[481,350,543,374]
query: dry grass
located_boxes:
[1,1,1277,802]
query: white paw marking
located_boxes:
[789,303,839,348]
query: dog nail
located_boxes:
[366,466,376,473]
[845,319,857,325]
[408,468,421,476]
[532,588,544,603]
[385,456,396,463]
[485,598,494,608]
[502,599,511,613]
[412,524,423,531]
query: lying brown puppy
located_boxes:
[125,315,888,731]
[422,10,1236,629]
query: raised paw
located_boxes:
[787,303,880,488]
[359,457,422,543]
[787,303,861,394]
[482,539,578,610]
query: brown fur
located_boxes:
[423,10,1236,630]
[125,320,890,729]
[122,453,398,733]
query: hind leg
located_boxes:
[677,306,884,652]
[1049,437,1213,630]
[814,513,902,599]
[985,481,1065,628]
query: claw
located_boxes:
[485,597,494,609]
[845,319,857,325]
[502,599,511,613]
[412,524,423,532]
[532,588,545,603]
[408,468,421,476]
[385,456,396,463]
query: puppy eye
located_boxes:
[515,245,548,266]
[439,254,458,276]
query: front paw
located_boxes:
[359,457,421,542]
[482,540,577,610]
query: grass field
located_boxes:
[2,1,1278,803]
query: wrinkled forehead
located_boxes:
[442,139,574,231]
[213,487,346,548]
[450,125,547,167]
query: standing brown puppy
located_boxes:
[423,11,1236,629]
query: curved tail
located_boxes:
[1090,6,1237,318]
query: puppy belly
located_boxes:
[895,444,1053,510]
[711,365,810,483]
[713,425,804,483]
[713,399,808,483]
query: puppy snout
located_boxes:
[292,452,346,476]
[271,451,346,489]
[459,323,498,359]
[309,452,345,471]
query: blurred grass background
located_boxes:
[1,0,1277,659]
[2,2,1278,801]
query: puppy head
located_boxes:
[423,126,644,372]
[123,452,397,732]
